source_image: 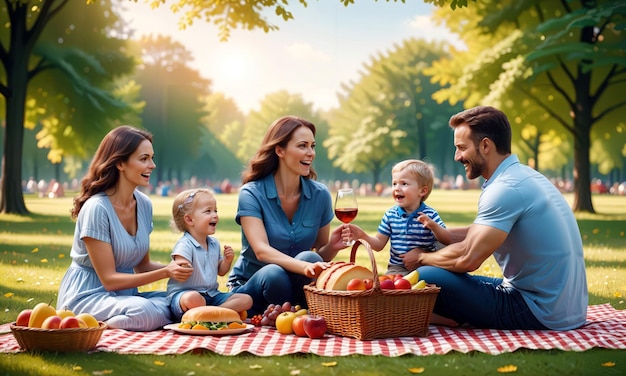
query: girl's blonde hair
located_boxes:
[170,188,214,232]
[391,159,435,201]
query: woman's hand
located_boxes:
[329,225,351,251]
[304,261,331,278]
[167,260,194,282]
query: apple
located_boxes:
[41,315,62,329]
[60,316,86,329]
[394,278,412,290]
[363,278,374,290]
[76,313,99,328]
[15,309,32,327]
[275,311,297,335]
[292,314,309,337]
[303,315,327,339]
[56,309,75,319]
[379,279,395,290]
[28,302,57,328]
[346,278,366,291]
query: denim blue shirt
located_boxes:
[228,174,334,285]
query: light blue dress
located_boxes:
[56,190,172,331]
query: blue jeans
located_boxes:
[231,251,322,315]
[418,266,548,330]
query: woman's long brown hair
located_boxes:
[71,126,153,219]
[241,115,317,184]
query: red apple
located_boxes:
[41,315,62,329]
[380,279,395,290]
[292,314,309,337]
[60,316,85,329]
[363,278,374,290]
[346,278,366,291]
[15,309,32,326]
[303,315,327,339]
[393,278,412,290]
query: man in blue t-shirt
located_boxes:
[402,106,588,330]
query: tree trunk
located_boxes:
[571,115,594,213]
[571,23,596,213]
[1,14,30,214]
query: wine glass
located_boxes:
[334,188,358,246]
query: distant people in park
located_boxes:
[157,181,171,197]
[401,106,588,330]
[220,179,233,194]
[25,177,38,194]
[167,188,252,321]
[227,115,347,315]
[347,159,451,276]
[46,179,65,198]
[37,179,47,197]
[57,125,193,331]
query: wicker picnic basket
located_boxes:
[10,322,106,352]
[304,239,440,340]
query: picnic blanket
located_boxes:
[1,304,624,356]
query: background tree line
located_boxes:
[1,0,624,215]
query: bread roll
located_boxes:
[181,306,241,324]
[315,261,372,290]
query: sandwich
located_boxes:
[315,261,372,290]
[178,306,246,330]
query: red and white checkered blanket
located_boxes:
[1,304,624,356]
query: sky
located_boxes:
[121,1,463,113]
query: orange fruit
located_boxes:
[192,324,209,330]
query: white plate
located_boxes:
[163,323,254,336]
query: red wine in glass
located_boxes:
[334,208,358,223]
[334,188,358,245]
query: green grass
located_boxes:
[1,191,625,375]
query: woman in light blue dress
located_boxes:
[56,126,193,331]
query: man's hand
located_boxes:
[400,247,426,271]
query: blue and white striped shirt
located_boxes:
[377,202,446,265]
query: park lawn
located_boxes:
[0,190,625,375]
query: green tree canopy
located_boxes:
[326,39,461,184]
[0,0,138,214]
[425,0,626,213]
[133,35,211,184]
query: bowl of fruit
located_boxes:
[10,302,106,352]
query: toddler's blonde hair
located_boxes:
[170,188,215,232]
[391,159,435,201]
